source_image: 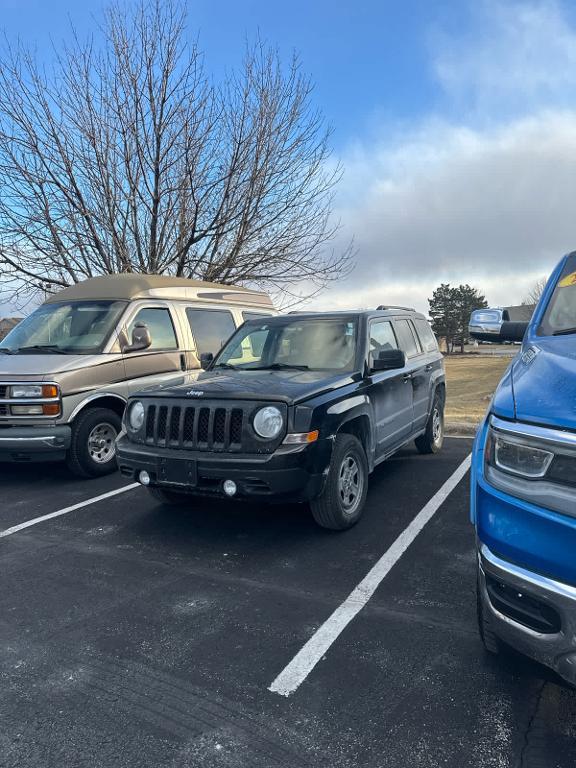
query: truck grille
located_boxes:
[0,385,7,399]
[138,398,284,454]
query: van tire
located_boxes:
[415,392,444,454]
[310,433,368,531]
[66,407,122,477]
[147,487,190,505]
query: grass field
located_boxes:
[444,355,512,425]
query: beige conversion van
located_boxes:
[0,274,276,476]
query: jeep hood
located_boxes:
[503,338,576,431]
[144,368,358,404]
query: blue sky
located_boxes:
[2,0,576,314]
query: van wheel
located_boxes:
[310,433,368,531]
[477,575,500,655]
[415,392,444,454]
[147,487,190,505]
[66,407,122,477]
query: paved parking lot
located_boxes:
[2,438,576,768]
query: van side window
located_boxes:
[242,311,272,322]
[369,321,398,366]
[186,309,236,356]
[413,318,439,353]
[128,307,178,350]
[394,319,422,358]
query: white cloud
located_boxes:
[313,2,576,316]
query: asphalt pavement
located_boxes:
[1,438,576,768]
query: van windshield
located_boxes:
[0,301,127,354]
[540,254,576,336]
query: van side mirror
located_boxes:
[124,322,152,353]
[200,352,214,370]
[372,349,406,371]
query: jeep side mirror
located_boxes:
[372,349,406,371]
[124,322,152,353]
[200,352,214,370]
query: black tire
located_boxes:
[66,407,122,477]
[415,391,445,454]
[310,433,369,531]
[477,574,500,655]
[147,486,191,505]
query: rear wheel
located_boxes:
[147,486,191,505]
[477,574,500,655]
[66,407,121,477]
[310,433,368,531]
[415,391,444,454]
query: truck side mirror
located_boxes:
[372,349,406,371]
[124,322,152,353]
[200,352,214,370]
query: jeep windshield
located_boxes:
[0,300,127,354]
[213,317,358,372]
[539,253,576,336]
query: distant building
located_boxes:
[504,305,536,322]
[0,317,21,340]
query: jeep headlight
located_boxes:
[128,401,145,432]
[253,406,283,439]
[489,431,554,479]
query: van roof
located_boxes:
[44,274,275,309]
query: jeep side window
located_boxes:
[394,319,422,358]
[186,309,236,357]
[127,307,178,350]
[413,318,439,353]
[369,321,399,367]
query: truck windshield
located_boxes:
[214,318,358,372]
[540,254,576,336]
[0,301,127,354]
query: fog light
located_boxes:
[223,479,237,497]
[139,470,151,486]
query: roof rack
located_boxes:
[376,305,415,312]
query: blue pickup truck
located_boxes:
[470,251,576,687]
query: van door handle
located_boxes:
[180,353,187,371]
[403,373,412,382]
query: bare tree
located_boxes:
[522,276,548,306]
[0,0,351,305]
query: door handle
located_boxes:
[425,364,433,372]
[180,353,187,371]
[403,373,412,382]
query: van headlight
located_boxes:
[488,431,554,479]
[253,406,283,439]
[128,401,145,432]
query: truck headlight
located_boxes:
[128,401,145,432]
[253,406,283,439]
[489,432,554,479]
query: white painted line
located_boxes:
[268,453,472,697]
[0,483,140,539]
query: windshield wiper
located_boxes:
[0,348,15,354]
[213,363,238,370]
[552,327,576,336]
[16,345,69,354]
[249,363,310,371]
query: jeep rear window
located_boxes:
[214,318,358,372]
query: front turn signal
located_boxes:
[283,430,319,445]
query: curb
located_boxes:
[445,421,479,437]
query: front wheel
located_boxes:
[66,407,122,477]
[310,433,368,531]
[477,574,500,655]
[415,392,444,454]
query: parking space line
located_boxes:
[268,453,472,697]
[0,483,140,539]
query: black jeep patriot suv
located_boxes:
[117,310,446,530]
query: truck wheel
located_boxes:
[147,487,190,505]
[415,392,444,454]
[310,433,368,531]
[477,575,500,655]
[66,407,122,477]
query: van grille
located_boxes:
[0,386,7,399]
[138,398,285,454]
